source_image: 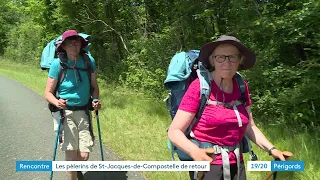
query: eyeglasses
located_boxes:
[64,40,81,47]
[213,54,240,63]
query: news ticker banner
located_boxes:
[247,161,304,172]
[16,161,210,172]
[16,161,304,172]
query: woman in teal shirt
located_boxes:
[44,29,101,180]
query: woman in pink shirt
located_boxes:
[168,35,286,180]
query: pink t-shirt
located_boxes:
[178,77,252,165]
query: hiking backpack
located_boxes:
[164,50,258,162]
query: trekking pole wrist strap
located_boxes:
[268,147,276,155]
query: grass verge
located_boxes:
[0,58,318,180]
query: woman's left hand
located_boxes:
[270,149,286,161]
[92,99,101,110]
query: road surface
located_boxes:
[0,75,147,180]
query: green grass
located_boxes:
[0,58,319,180]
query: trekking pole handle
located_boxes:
[264,151,293,180]
[93,99,99,116]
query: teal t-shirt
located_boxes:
[48,55,96,107]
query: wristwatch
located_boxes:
[268,147,276,155]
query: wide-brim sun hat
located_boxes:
[56,30,89,52]
[198,35,256,70]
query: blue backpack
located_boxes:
[164,50,258,162]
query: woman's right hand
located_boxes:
[190,148,215,162]
[55,99,68,109]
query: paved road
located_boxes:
[0,75,147,180]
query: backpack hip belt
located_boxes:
[195,140,241,180]
[66,105,88,111]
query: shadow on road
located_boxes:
[84,171,128,180]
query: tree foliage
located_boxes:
[1,0,319,129]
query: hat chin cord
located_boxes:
[216,77,226,103]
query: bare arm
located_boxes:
[168,110,213,162]
[168,110,201,155]
[90,71,99,99]
[44,77,59,106]
[245,106,287,160]
[245,106,275,152]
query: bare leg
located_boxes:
[65,150,78,180]
[78,151,89,161]
[76,151,89,180]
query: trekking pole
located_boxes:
[93,99,107,180]
[264,151,293,180]
[93,99,104,161]
[50,110,64,180]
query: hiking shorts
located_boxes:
[52,110,94,152]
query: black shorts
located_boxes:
[189,162,247,180]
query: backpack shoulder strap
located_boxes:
[234,72,246,103]
[82,53,93,81]
[83,53,93,71]
[82,52,94,95]
[196,61,211,118]
[186,61,211,136]
[52,53,68,97]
